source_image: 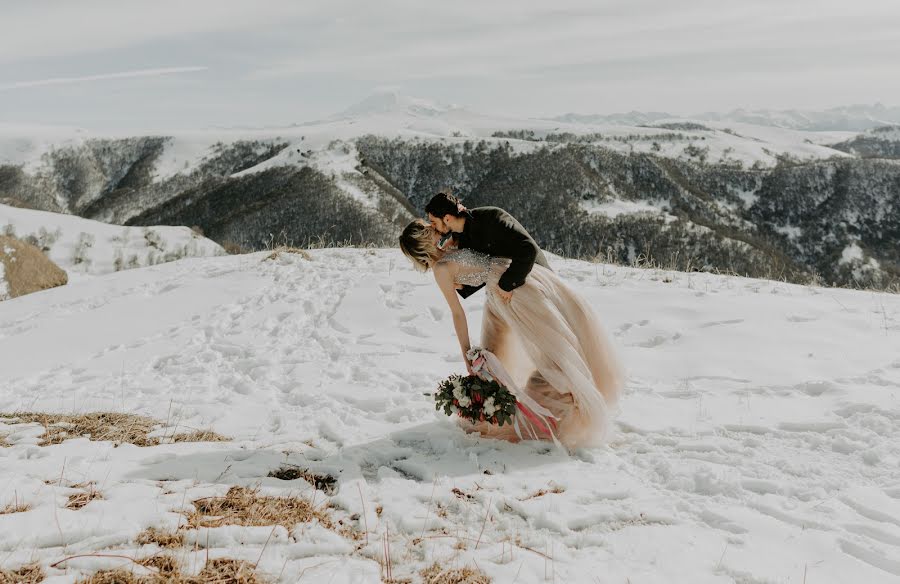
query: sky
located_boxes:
[1,0,899,132]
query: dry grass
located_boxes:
[169,430,229,443]
[0,412,228,447]
[221,240,250,255]
[136,527,184,549]
[267,465,337,494]
[0,564,44,584]
[192,560,264,584]
[0,197,35,210]
[0,501,29,515]
[263,246,313,261]
[420,563,492,584]
[0,412,159,446]
[77,558,264,583]
[0,235,68,299]
[520,484,565,500]
[67,486,103,510]
[185,486,331,530]
[0,434,9,448]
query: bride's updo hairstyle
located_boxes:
[399,220,439,272]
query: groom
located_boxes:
[425,190,549,302]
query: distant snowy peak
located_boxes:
[553,111,673,127]
[335,91,461,119]
[552,104,900,132]
[697,104,900,132]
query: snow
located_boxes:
[861,125,900,141]
[775,225,803,239]
[0,260,7,301]
[733,187,759,209]
[0,123,91,173]
[581,198,666,218]
[0,204,225,279]
[840,243,865,264]
[1,247,899,582]
[151,136,212,181]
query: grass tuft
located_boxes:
[186,486,331,530]
[267,465,337,494]
[137,555,179,575]
[0,412,159,447]
[169,429,229,443]
[67,486,103,510]
[136,527,184,549]
[76,558,264,583]
[0,564,44,584]
[420,563,492,584]
[0,412,228,447]
[263,246,313,261]
[0,501,29,515]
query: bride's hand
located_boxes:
[465,357,475,376]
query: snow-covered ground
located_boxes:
[0,204,225,281]
[1,248,898,583]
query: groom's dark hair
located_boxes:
[425,189,470,218]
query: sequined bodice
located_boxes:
[438,248,499,286]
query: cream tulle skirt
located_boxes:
[459,263,623,449]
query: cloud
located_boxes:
[0,1,315,63]
[0,67,209,91]
[1,0,898,129]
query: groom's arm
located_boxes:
[490,210,540,292]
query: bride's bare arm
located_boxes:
[434,263,474,374]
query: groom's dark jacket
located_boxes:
[454,206,550,299]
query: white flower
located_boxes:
[458,396,472,408]
[482,397,496,417]
[450,405,459,414]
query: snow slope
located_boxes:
[0,204,225,280]
[1,249,898,582]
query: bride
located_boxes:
[399,220,623,449]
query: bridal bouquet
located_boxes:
[430,348,518,426]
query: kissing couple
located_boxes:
[399,191,623,449]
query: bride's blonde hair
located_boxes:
[399,220,439,271]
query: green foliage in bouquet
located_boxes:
[431,374,518,426]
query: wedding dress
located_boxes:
[438,249,623,449]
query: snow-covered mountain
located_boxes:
[0,248,898,582]
[1,93,898,291]
[333,90,462,119]
[554,103,900,132]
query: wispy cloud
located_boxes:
[0,67,209,91]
